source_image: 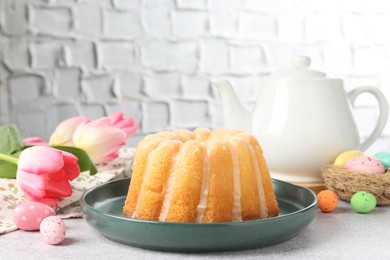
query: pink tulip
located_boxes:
[49,116,91,146]
[72,118,127,164]
[108,112,139,138]
[16,146,80,207]
[22,137,48,146]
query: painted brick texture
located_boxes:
[0,0,389,152]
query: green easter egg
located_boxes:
[374,151,390,168]
[350,192,377,213]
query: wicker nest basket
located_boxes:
[321,164,390,206]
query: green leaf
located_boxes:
[52,146,98,175]
[0,151,21,179]
[0,162,17,178]
[0,125,23,155]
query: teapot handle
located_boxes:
[348,86,389,151]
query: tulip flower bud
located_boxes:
[72,118,127,164]
[49,116,90,146]
[16,146,80,207]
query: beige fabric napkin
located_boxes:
[0,148,135,234]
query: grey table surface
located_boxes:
[2,200,389,260]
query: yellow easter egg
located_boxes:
[334,150,364,167]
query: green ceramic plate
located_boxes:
[80,178,317,252]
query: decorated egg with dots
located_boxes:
[374,151,390,169]
[40,216,66,245]
[344,155,385,174]
[13,201,56,231]
[317,190,338,213]
[334,150,364,167]
[350,191,377,214]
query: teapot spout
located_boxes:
[211,79,252,132]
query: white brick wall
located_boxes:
[66,41,96,70]
[142,9,171,36]
[104,10,142,38]
[142,40,198,72]
[30,41,62,69]
[99,42,136,70]
[31,6,73,35]
[0,0,389,153]
[3,40,29,70]
[75,3,102,36]
[2,1,28,35]
[172,11,207,37]
[200,39,229,73]
[238,13,277,40]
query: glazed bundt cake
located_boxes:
[123,128,279,223]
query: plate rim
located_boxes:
[80,177,318,252]
[80,177,318,226]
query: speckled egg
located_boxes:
[344,155,385,174]
[334,150,364,167]
[350,192,377,213]
[317,190,338,213]
[13,201,56,231]
[374,151,390,169]
[40,216,66,245]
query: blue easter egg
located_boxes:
[374,151,390,169]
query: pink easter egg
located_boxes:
[40,216,66,245]
[344,155,385,174]
[13,201,56,231]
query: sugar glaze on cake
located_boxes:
[123,128,279,223]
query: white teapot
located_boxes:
[212,56,388,183]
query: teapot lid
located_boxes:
[268,56,326,78]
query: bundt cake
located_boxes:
[123,128,279,223]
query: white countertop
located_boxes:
[2,200,389,259]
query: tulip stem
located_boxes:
[0,153,19,164]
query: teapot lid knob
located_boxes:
[293,55,311,69]
[267,55,326,78]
